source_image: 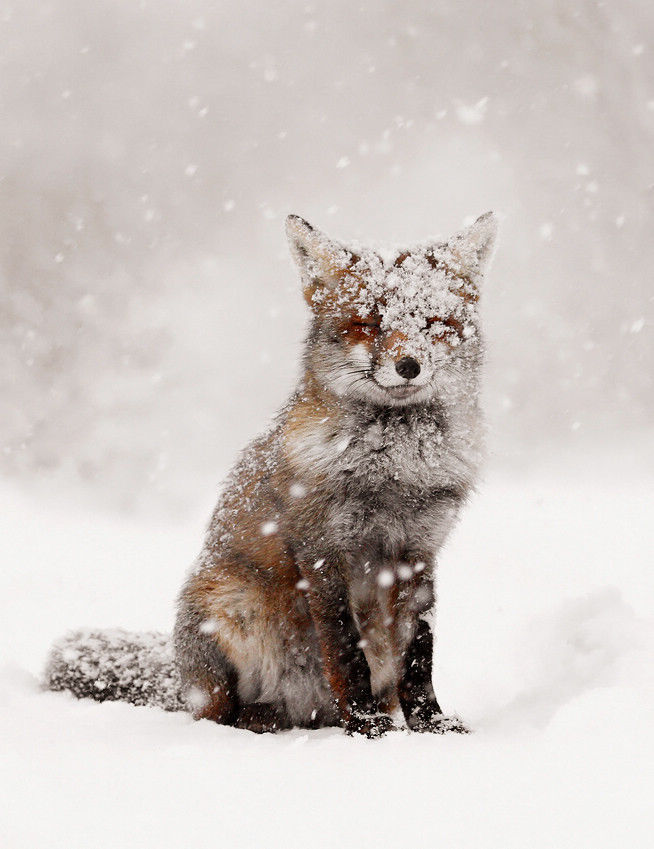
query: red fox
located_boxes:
[46,212,497,737]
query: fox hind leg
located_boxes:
[174,600,242,723]
[174,596,301,733]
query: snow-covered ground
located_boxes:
[2,457,652,849]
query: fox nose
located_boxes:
[395,357,421,380]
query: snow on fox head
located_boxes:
[286,213,497,408]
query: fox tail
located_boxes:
[44,628,184,712]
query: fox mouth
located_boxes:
[374,382,421,399]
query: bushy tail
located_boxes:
[44,628,185,712]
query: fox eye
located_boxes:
[424,317,444,332]
[425,315,454,327]
[351,317,381,330]
[425,316,464,337]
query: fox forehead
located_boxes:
[312,246,480,355]
[312,242,475,311]
[288,213,497,356]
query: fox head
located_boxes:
[286,213,497,408]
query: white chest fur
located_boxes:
[287,401,480,495]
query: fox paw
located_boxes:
[234,703,288,734]
[407,711,470,734]
[345,711,397,739]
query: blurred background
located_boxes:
[1,0,652,517]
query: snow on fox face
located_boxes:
[287,213,497,407]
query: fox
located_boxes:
[45,212,498,738]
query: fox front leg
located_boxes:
[301,558,395,738]
[398,616,469,734]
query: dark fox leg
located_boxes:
[398,617,468,734]
[398,617,442,728]
[300,555,395,738]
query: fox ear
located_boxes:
[446,212,498,276]
[286,215,327,270]
[286,215,353,307]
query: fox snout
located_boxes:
[378,330,425,382]
[395,357,421,380]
